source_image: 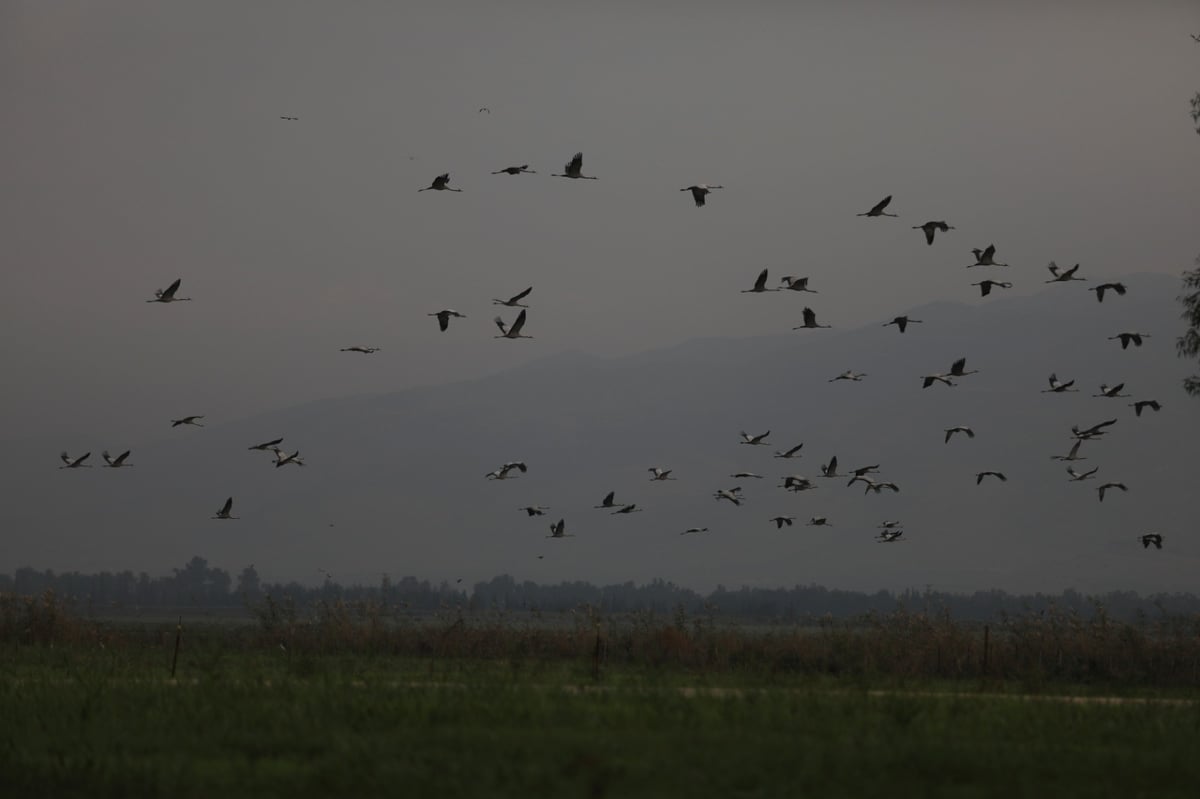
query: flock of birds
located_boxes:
[54,131,1176,567]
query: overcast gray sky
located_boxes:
[3,1,1197,444]
[2,2,1199,591]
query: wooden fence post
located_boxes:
[170,617,182,679]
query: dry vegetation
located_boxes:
[6,590,1200,691]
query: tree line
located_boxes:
[3,557,1198,622]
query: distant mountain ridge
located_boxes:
[6,272,1195,596]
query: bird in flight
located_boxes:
[877,530,904,543]
[781,475,817,492]
[520,505,550,516]
[806,517,832,527]
[1090,282,1126,303]
[921,373,956,389]
[714,487,743,505]
[741,268,778,294]
[171,416,205,427]
[793,307,831,329]
[1129,399,1161,417]
[1108,331,1150,350]
[429,309,467,332]
[486,461,527,480]
[829,370,866,382]
[681,184,723,207]
[340,346,381,354]
[730,471,764,479]
[1071,419,1117,440]
[59,452,91,469]
[948,358,979,378]
[739,430,771,445]
[975,471,1006,484]
[861,479,900,494]
[1050,440,1087,462]
[882,315,922,334]
[769,516,795,529]
[147,278,191,303]
[478,107,490,114]
[492,165,535,175]
[1066,466,1099,482]
[944,426,974,443]
[547,519,573,538]
[611,504,643,515]
[552,152,597,179]
[971,279,1012,297]
[248,437,284,451]
[681,527,709,535]
[494,310,532,339]
[1097,482,1127,502]
[774,443,804,459]
[1042,374,1078,393]
[1045,262,1085,282]
[780,276,817,293]
[1093,383,1129,398]
[279,116,298,121]
[418,173,463,192]
[913,220,954,245]
[848,465,881,480]
[968,245,1008,267]
[594,492,618,509]
[493,287,533,308]
[1139,533,1163,550]
[857,195,898,217]
[101,450,133,468]
[648,467,676,481]
[212,497,238,520]
[820,456,840,478]
[271,448,305,468]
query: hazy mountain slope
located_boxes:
[6,272,1195,594]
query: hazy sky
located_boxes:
[3,1,1197,444]
[2,3,1199,591]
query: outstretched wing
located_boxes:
[803,307,816,327]
[160,278,181,299]
[753,268,769,291]
[220,497,233,515]
[437,313,449,332]
[508,309,527,336]
[566,152,583,173]
[869,195,892,214]
[493,316,508,334]
[509,286,533,303]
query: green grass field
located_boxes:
[3,639,1199,799]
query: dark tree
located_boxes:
[236,564,262,600]
[1179,255,1200,395]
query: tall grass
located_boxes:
[4,591,1199,691]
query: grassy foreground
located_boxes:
[2,645,1199,799]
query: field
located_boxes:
[2,595,1199,797]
